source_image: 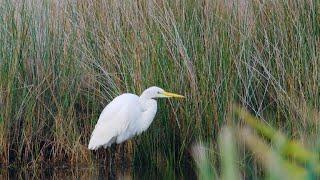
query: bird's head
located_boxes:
[140,86,184,99]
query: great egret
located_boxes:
[88,86,184,150]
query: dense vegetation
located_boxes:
[0,0,319,178]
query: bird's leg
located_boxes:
[116,143,121,165]
[119,141,132,176]
[108,145,116,179]
[121,142,127,172]
[126,140,134,169]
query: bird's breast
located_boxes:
[136,99,157,133]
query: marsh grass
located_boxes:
[0,0,319,178]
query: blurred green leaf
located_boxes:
[192,143,216,180]
[219,127,239,180]
[235,106,318,164]
[237,128,307,180]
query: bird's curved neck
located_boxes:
[139,97,156,111]
[138,97,157,133]
[140,92,152,100]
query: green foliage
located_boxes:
[193,107,319,179]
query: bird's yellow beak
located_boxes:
[162,91,185,98]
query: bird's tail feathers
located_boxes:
[88,127,115,150]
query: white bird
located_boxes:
[88,86,184,150]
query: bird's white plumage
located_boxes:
[89,94,144,150]
[88,86,183,150]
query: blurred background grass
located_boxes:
[0,0,319,178]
